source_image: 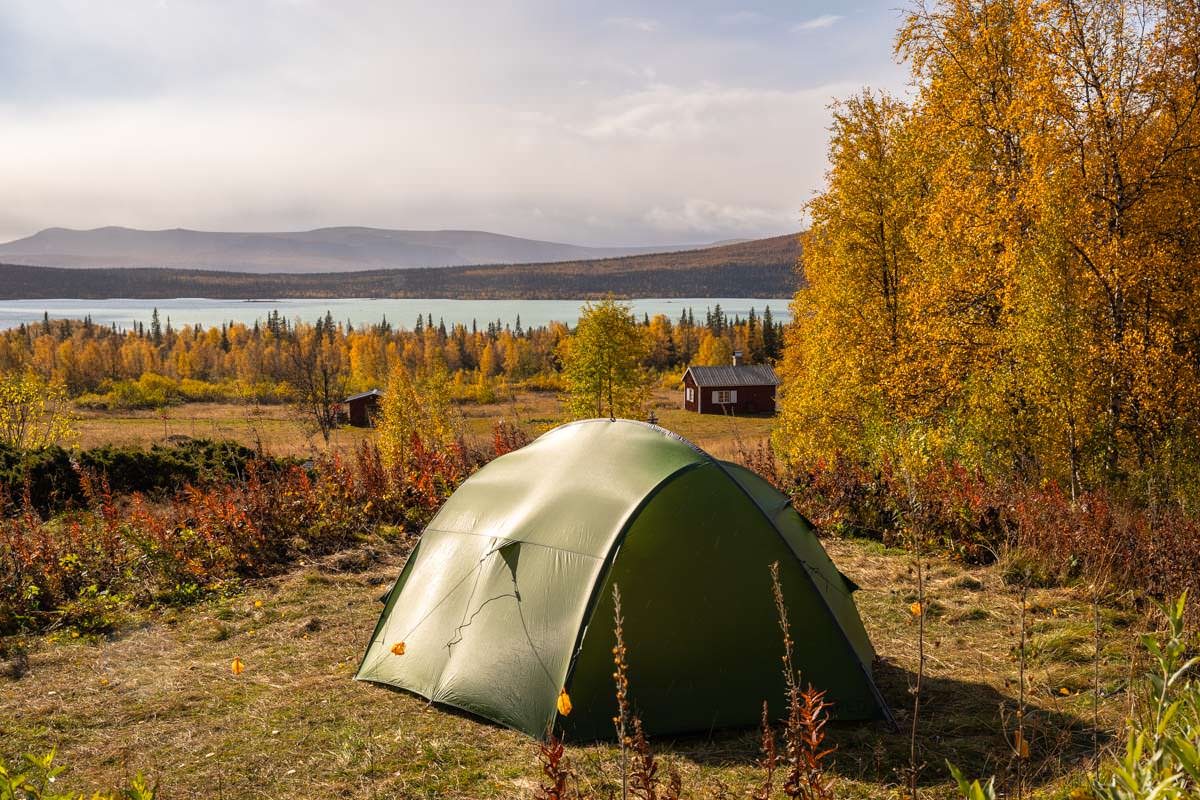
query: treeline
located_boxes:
[0,303,785,405]
[777,0,1200,512]
[0,234,800,300]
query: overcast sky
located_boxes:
[0,1,908,246]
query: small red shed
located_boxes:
[344,388,384,427]
[681,356,780,415]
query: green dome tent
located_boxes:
[356,419,892,739]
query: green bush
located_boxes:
[56,585,127,635]
[0,438,272,513]
[0,749,154,800]
[1085,593,1200,799]
[74,374,272,410]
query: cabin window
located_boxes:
[713,389,737,404]
[686,387,694,402]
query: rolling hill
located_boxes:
[0,234,802,299]
[0,226,711,273]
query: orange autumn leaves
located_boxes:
[1014,730,1030,759]
[776,0,1200,505]
[391,641,406,656]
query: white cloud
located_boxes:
[793,14,843,31]
[0,77,849,243]
[718,11,767,25]
[644,199,797,235]
[604,16,660,33]
[0,1,907,245]
[576,83,842,143]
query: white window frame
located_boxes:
[686,386,694,402]
[713,389,737,404]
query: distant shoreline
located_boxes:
[0,234,802,301]
[0,297,793,331]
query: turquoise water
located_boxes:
[0,297,792,331]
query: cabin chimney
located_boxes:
[732,350,744,366]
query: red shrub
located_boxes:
[787,453,1200,607]
[0,436,479,634]
[492,420,530,457]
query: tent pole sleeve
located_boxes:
[708,458,900,732]
[554,460,710,738]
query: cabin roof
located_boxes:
[683,365,780,388]
[344,388,384,403]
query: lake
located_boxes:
[0,297,792,331]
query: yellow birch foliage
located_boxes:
[377,361,458,473]
[0,370,76,450]
[696,332,734,366]
[560,299,649,420]
[776,91,926,466]
[777,0,1200,504]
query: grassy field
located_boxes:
[72,402,374,455]
[0,533,1137,799]
[3,391,1144,798]
[72,388,776,459]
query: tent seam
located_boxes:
[421,526,604,560]
[707,457,899,730]
[551,458,710,738]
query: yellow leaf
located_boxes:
[1059,687,1070,696]
[910,602,923,617]
[391,641,406,656]
[1015,730,1030,758]
[254,600,263,608]
[231,657,245,675]
[557,688,573,717]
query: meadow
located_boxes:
[0,388,1166,800]
[68,389,775,459]
[0,529,1138,799]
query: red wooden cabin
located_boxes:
[681,353,779,415]
[344,388,384,427]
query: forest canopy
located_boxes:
[0,304,784,407]
[775,0,1200,510]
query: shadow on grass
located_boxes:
[645,657,1106,792]
[361,654,1106,793]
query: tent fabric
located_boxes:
[356,418,891,739]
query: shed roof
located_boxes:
[683,364,780,387]
[344,388,384,403]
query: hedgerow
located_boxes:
[0,438,272,514]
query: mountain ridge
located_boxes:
[0,233,802,299]
[0,225,727,274]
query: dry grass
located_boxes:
[73,402,374,457]
[0,533,1140,799]
[72,388,775,460]
[11,392,1138,798]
